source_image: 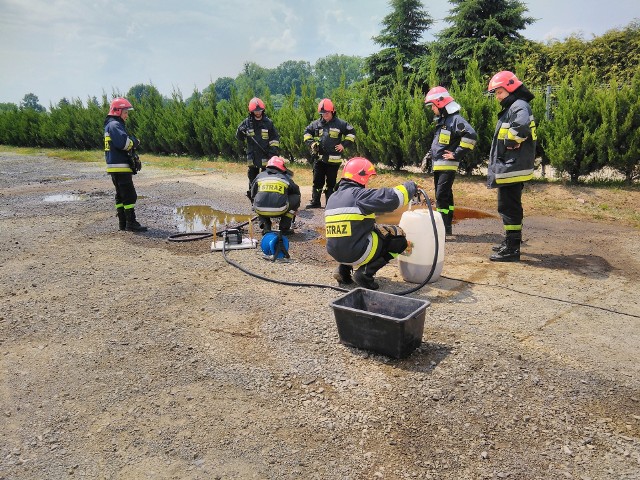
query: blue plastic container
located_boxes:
[260,232,290,259]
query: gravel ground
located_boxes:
[1,152,639,480]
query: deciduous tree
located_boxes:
[20,93,45,112]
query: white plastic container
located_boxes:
[397,209,445,283]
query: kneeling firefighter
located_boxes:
[250,156,301,235]
[324,157,417,290]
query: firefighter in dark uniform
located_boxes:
[104,97,146,232]
[236,97,280,200]
[487,71,537,262]
[250,156,301,235]
[325,157,417,290]
[424,86,477,235]
[303,98,356,209]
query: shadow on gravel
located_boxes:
[349,342,453,373]
[521,253,613,279]
[445,233,504,245]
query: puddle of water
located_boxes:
[173,205,252,233]
[43,193,89,202]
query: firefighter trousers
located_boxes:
[111,173,137,208]
[497,182,524,230]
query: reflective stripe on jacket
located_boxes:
[303,116,355,164]
[324,180,415,265]
[104,116,134,173]
[430,109,477,172]
[487,99,537,188]
[251,168,301,217]
[236,115,280,167]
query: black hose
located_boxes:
[440,275,640,319]
[221,231,348,293]
[218,190,439,297]
[167,232,212,242]
[213,202,638,319]
[167,216,258,242]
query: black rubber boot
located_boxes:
[490,232,521,262]
[125,208,148,232]
[324,189,333,207]
[116,207,126,231]
[333,264,354,285]
[259,218,272,235]
[306,189,322,209]
[445,212,453,235]
[444,220,452,236]
[492,238,507,252]
[279,216,294,236]
[353,257,388,290]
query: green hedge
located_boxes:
[1,66,638,184]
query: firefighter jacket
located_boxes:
[324,179,416,266]
[251,167,301,218]
[104,116,137,173]
[236,115,280,168]
[303,115,356,164]
[430,104,477,172]
[488,91,537,188]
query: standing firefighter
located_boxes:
[250,156,301,235]
[236,97,280,201]
[487,71,537,262]
[104,97,146,232]
[424,86,477,235]
[303,98,356,209]
[325,157,417,290]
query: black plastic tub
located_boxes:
[330,288,430,358]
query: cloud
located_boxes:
[1,0,640,107]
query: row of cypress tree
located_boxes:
[0,62,638,184]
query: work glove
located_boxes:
[375,224,405,238]
[130,135,141,149]
[404,181,418,199]
[310,141,319,155]
[420,151,433,173]
[129,150,141,174]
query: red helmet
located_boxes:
[109,97,133,116]
[424,86,454,109]
[266,156,286,172]
[248,97,265,113]
[488,71,523,93]
[342,157,376,186]
[318,98,335,114]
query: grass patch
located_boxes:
[2,146,638,229]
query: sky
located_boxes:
[1,0,639,108]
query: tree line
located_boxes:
[0,0,638,184]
